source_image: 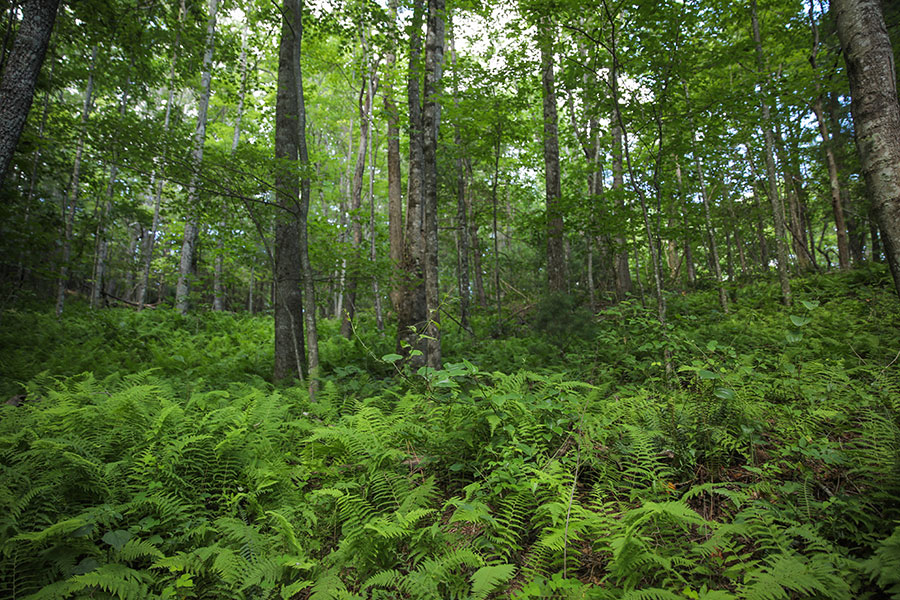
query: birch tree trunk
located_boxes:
[175,0,218,315]
[833,0,900,297]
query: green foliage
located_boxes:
[1,269,899,598]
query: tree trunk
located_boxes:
[385,0,403,314]
[397,0,427,365]
[684,83,727,311]
[138,0,184,310]
[751,0,792,305]
[828,91,865,264]
[367,67,384,333]
[422,0,445,369]
[91,79,131,310]
[450,24,470,332]
[491,117,503,334]
[833,0,900,296]
[213,24,249,312]
[175,0,218,315]
[340,58,374,338]
[610,72,632,300]
[55,45,97,317]
[273,0,305,383]
[0,0,59,187]
[674,162,696,288]
[294,0,320,398]
[540,19,566,294]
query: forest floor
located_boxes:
[1,266,899,599]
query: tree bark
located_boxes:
[273,0,305,383]
[294,0,320,398]
[450,23,470,332]
[385,0,403,315]
[0,0,59,187]
[751,0,792,305]
[397,0,427,365]
[422,0,445,369]
[175,0,218,315]
[610,69,632,300]
[540,18,566,294]
[340,56,374,338]
[833,0,900,296]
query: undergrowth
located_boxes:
[1,267,899,599]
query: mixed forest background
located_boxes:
[2,0,900,598]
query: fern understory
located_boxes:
[1,267,899,599]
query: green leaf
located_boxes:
[786,331,803,343]
[381,353,403,364]
[699,370,719,380]
[714,388,735,401]
[801,300,819,310]
[102,529,132,551]
[790,315,811,327]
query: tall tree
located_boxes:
[294,0,320,399]
[55,45,97,318]
[0,0,59,187]
[175,0,219,314]
[273,0,305,382]
[539,16,566,294]
[833,0,900,296]
[397,0,427,364]
[422,0,445,369]
[751,0,792,305]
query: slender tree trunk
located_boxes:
[610,72,632,299]
[175,0,218,314]
[751,0,791,305]
[491,117,503,334]
[55,45,97,317]
[213,24,249,311]
[833,0,900,296]
[828,91,864,264]
[294,0,319,398]
[674,162,696,288]
[138,1,184,310]
[397,0,427,364]
[19,52,54,284]
[385,0,403,314]
[470,172,488,307]
[540,18,566,294]
[775,118,813,271]
[684,83,727,311]
[0,0,59,187]
[421,0,445,369]
[368,71,384,332]
[91,79,131,309]
[273,0,305,383]
[450,25,470,331]
[341,52,374,338]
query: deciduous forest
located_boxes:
[1,0,900,597]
